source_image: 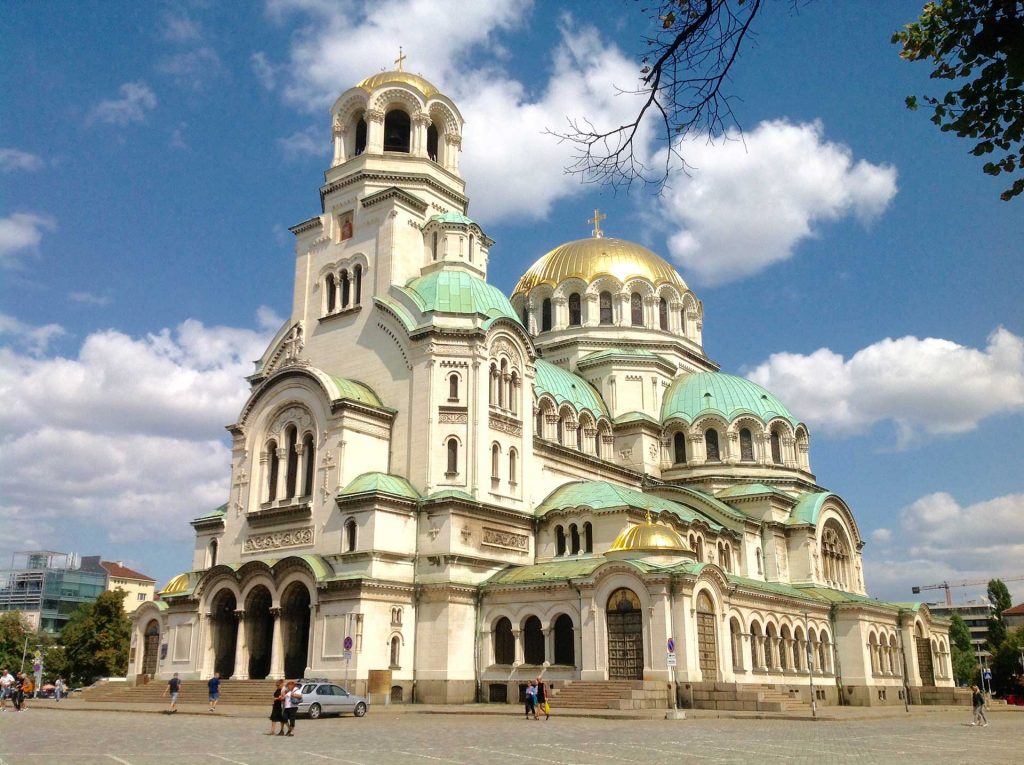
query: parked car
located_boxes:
[295,681,369,719]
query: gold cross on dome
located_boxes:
[588,208,607,238]
[395,47,407,72]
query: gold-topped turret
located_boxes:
[607,510,690,554]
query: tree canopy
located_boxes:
[986,578,1013,649]
[0,611,33,672]
[60,590,131,684]
[948,613,979,685]
[894,0,1024,201]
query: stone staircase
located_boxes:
[82,679,278,706]
[688,682,811,712]
[549,680,671,710]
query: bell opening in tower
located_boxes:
[354,115,367,155]
[384,109,411,153]
[427,123,439,162]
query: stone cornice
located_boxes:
[247,501,312,528]
[532,437,643,485]
[321,169,468,210]
[360,186,429,213]
[289,216,322,236]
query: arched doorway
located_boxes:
[210,589,238,678]
[281,582,311,679]
[142,619,160,676]
[915,624,934,686]
[523,616,544,664]
[696,591,718,677]
[553,614,575,666]
[606,588,643,680]
[493,617,514,665]
[245,586,273,679]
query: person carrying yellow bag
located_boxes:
[535,677,550,720]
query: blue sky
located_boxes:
[2,1,1021,605]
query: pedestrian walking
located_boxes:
[524,680,537,720]
[535,676,549,720]
[970,685,989,726]
[0,668,12,711]
[282,680,302,736]
[12,672,25,711]
[54,677,65,702]
[163,672,181,713]
[268,679,285,735]
[208,671,221,711]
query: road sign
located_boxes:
[667,653,677,667]
[667,638,676,653]
[343,636,353,651]
[983,669,992,680]
[343,650,353,662]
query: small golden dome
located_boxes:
[160,573,190,595]
[513,237,687,297]
[608,519,689,553]
[357,70,440,99]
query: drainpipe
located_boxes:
[473,586,483,703]
[897,610,911,713]
[570,579,584,679]
[668,575,678,709]
[410,582,421,704]
[828,605,846,706]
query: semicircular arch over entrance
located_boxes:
[606,587,643,680]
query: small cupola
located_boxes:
[421,212,493,278]
[605,511,693,564]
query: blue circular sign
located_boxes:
[667,638,676,653]
[343,636,353,651]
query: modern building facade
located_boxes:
[0,552,106,633]
[131,64,954,708]
[80,557,157,614]
[928,600,995,662]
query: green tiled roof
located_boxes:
[580,348,659,363]
[789,492,837,525]
[193,502,228,521]
[430,211,476,226]
[661,371,798,426]
[534,359,609,418]
[535,481,721,530]
[339,472,420,500]
[486,558,605,585]
[794,585,903,611]
[424,489,476,502]
[279,554,334,583]
[398,270,521,324]
[328,376,385,408]
[613,410,659,426]
[716,484,795,501]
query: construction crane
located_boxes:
[912,575,1024,606]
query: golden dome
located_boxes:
[513,237,687,297]
[608,519,689,553]
[357,70,440,99]
[160,573,190,595]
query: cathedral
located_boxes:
[130,63,955,710]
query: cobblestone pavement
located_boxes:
[1,707,1020,764]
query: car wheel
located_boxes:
[309,703,321,720]
[353,702,367,717]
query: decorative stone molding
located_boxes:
[243,526,314,553]
[488,414,522,436]
[438,409,468,424]
[481,527,529,552]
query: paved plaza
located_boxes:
[1,705,1021,765]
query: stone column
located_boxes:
[269,607,284,679]
[512,629,523,665]
[201,611,216,677]
[444,133,461,173]
[233,609,249,680]
[542,628,552,666]
[366,109,385,154]
[552,296,568,330]
[275,448,288,501]
[294,443,306,497]
[584,293,598,326]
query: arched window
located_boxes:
[353,265,362,305]
[557,416,564,445]
[494,617,514,665]
[383,109,411,152]
[208,539,218,568]
[523,616,545,664]
[509,448,518,484]
[389,635,401,669]
[432,232,439,260]
[659,297,668,330]
[326,274,337,312]
[553,614,575,666]
[568,293,582,326]
[739,428,754,462]
[508,371,518,415]
[302,433,315,496]
[569,524,580,555]
[344,518,357,552]
[583,522,593,553]
[489,363,497,407]
[630,292,643,326]
[266,440,279,501]
[535,408,544,438]
[730,618,743,670]
[426,123,438,161]
[673,432,686,464]
[756,548,763,575]
[468,234,475,263]
[822,520,852,590]
[354,116,367,155]
[555,525,566,556]
[576,421,583,451]
[448,373,459,401]
[340,270,351,308]
[541,298,552,331]
[704,429,720,461]
[770,429,782,464]
[594,430,602,458]
[285,425,298,499]
[446,438,458,475]
[599,291,613,324]
[498,359,507,409]
[491,443,500,480]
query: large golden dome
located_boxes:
[608,519,689,554]
[513,236,687,296]
[357,70,440,99]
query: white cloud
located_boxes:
[251,51,277,90]
[87,82,158,126]
[0,148,44,173]
[0,212,55,266]
[0,313,66,356]
[161,10,203,43]
[865,492,1024,604]
[68,291,111,306]
[157,47,225,90]
[747,327,1024,443]
[170,123,189,151]
[279,126,325,160]
[656,120,898,285]
[0,311,281,561]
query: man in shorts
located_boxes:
[163,672,181,712]
[0,668,13,711]
[208,671,221,712]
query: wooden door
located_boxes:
[915,636,935,686]
[607,588,644,680]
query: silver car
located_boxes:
[296,681,369,719]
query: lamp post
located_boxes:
[802,611,817,719]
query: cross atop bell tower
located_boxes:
[588,208,607,238]
[394,47,407,72]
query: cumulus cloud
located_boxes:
[279,126,325,160]
[157,47,226,90]
[865,492,1024,603]
[747,327,1024,443]
[68,291,111,306]
[87,82,157,126]
[0,313,66,356]
[251,51,278,90]
[0,212,55,266]
[655,120,898,285]
[161,10,203,43]
[0,311,281,562]
[0,148,44,173]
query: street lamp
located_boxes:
[802,611,817,719]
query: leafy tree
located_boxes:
[60,590,131,684]
[894,0,1024,201]
[986,578,1012,650]
[0,611,33,672]
[948,613,980,685]
[989,624,1024,695]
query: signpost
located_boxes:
[343,636,353,689]
[667,638,679,713]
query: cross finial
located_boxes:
[588,208,607,238]
[645,509,653,524]
[395,47,407,72]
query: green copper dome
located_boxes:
[398,270,520,325]
[534,359,609,419]
[661,372,798,426]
